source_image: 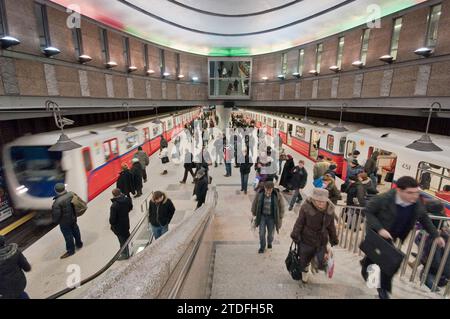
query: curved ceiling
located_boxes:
[50,0,426,56]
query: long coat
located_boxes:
[148,194,176,227]
[193,175,208,204]
[109,194,133,237]
[290,166,308,189]
[117,169,135,195]
[52,191,76,226]
[0,243,31,299]
[290,198,338,248]
[279,158,295,189]
[251,188,285,233]
[130,162,143,190]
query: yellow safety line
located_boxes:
[0,212,36,236]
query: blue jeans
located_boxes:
[225,163,232,176]
[60,223,82,254]
[259,214,275,249]
[240,173,249,192]
[289,188,303,209]
[151,224,169,240]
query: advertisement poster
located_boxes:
[0,166,13,222]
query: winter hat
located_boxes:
[54,183,66,194]
[311,188,329,202]
[351,159,359,166]
[132,158,139,163]
[329,164,337,170]
[0,235,5,248]
[196,168,206,177]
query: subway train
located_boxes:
[2,107,201,212]
[242,109,450,215]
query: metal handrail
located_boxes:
[47,195,154,299]
[335,203,450,297]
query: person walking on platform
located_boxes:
[251,181,285,254]
[130,158,143,198]
[239,149,253,194]
[148,191,176,240]
[160,135,168,149]
[322,174,341,205]
[279,154,294,193]
[0,235,31,299]
[134,146,149,182]
[52,183,83,259]
[193,168,208,209]
[180,149,195,184]
[224,144,233,177]
[290,188,338,283]
[213,133,224,167]
[364,151,379,190]
[360,176,445,299]
[288,160,308,211]
[278,148,287,175]
[159,145,169,175]
[117,164,135,198]
[109,189,133,260]
[312,155,330,185]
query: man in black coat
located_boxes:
[180,149,196,184]
[279,155,295,192]
[288,160,308,211]
[130,158,143,197]
[117,164,135,198]
[0,236,31,299]
[109,189,133,260]
[193,168,208,209]
[149,191,176,240]
[361,176,445,299]
[52,183,83,259]
[239,150,253,194]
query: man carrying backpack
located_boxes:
[52,183,84,259]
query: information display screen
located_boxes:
[208,58,252,99]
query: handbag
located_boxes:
[359,228,405,277]
[384,172,394,183]
[161,156,169,164]
[285,241,302,281]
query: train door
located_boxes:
[372,147,397,192]
[82,147,93,199]
[143,127,151,154]
[287,123,293,146]
[309,129,321,160]
[102,138,120,185]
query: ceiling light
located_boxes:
[128,66,137,72]
[121,124,138,132]
[329,66,340,72]
[163,72,170,77]
[48,133,82,151]
[379,55,394,63]
[106,61,118,68]
[192,76,198,81]
[0,36,20,49]
[177,74,184,79]
[352,60,364,68]
[277,74,285,80]
[309,70,319,76]
[261,76,268,81]
[78,54,92,64]
[414,47,433,58]
[146,69,155,75]
[406,102,442,152]
[292,72,301,78]
[42,46,60,57]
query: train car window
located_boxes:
[339,137,346,153]
[295,126,305,140]
[345,140,356,158]
[103,141,111,161]
[416,161,450,193]
[167,119,173,130]
[143,128,150,141]
[126,133,138,150]
[110,139,119,156]
[327,135,334,151]
[273,119,277,129]
[82,148,92,172]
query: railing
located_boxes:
[47,193,155,299]
[335,204,450,297]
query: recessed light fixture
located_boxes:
[177,74,184,79]
[0,36,20,49]
[277,74,285,80]
[352,60,364,68]
[192,76,199,81]
[292,72,301,78]
[146,69,155,75]
[78,54,92,64]
[128,66,137,72]
[414,47,433,58]
[106,61,118,68]
[329,66,340,72]
[42,46,60,57]
[163,72,170,77]
[261,76,268,81]
[309,69,319,76]
[379,55,394,63]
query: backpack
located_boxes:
[71,192,88,217]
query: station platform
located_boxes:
[22,134,443,299]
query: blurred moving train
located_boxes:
[2,107,201,212]
[241,109,450,216]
